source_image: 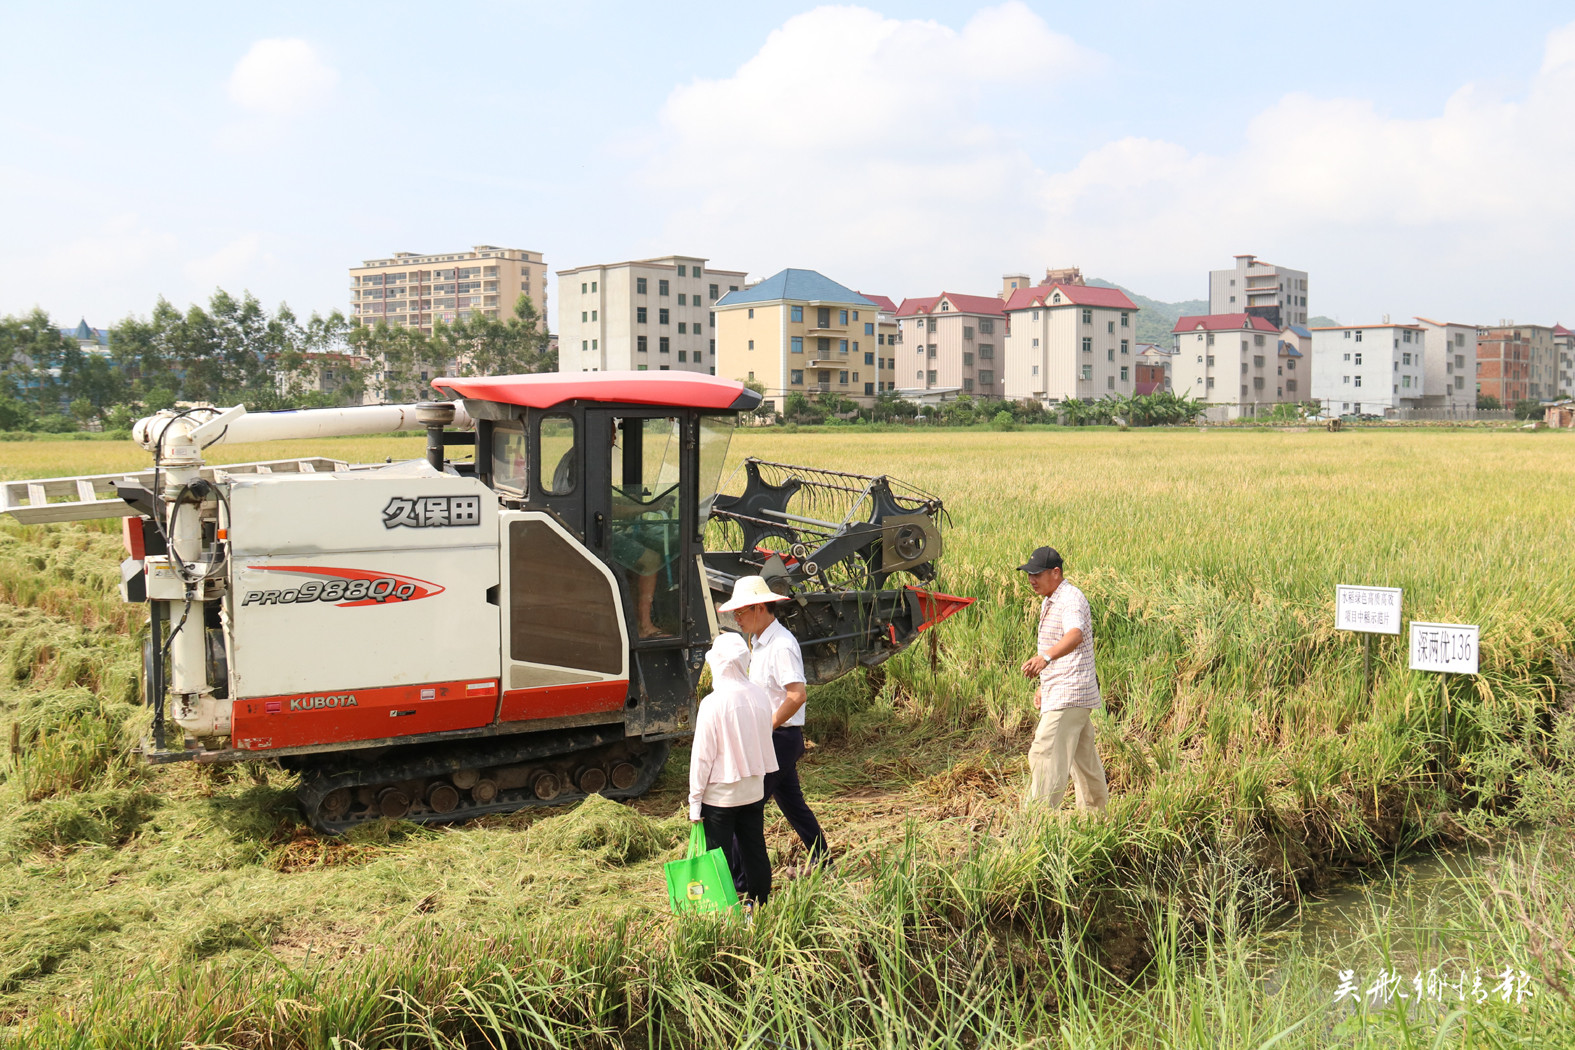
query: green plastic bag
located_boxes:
[665,824,740,914]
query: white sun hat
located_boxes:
[717,575,790,613]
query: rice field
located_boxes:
[1,425,1573,1048]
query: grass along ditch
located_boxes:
[1,427,1572,1047]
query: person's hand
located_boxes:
[1020,655,1048,678]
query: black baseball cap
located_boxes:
[1017,546,1063,574]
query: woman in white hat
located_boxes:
[717,576,829,869]
[690,631,778,904]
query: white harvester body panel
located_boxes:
[225,461,501,700]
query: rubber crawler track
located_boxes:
[294,726,672,834]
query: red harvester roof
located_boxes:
[434,371,759,411]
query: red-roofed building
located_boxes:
[1172,314,1308,415]
[894,292,1008,398]
[1004,283,1140,403]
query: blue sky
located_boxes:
[2,1,1572,331]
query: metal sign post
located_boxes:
[1335,585,1402,700]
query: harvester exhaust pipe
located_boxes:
[416,402,457,472]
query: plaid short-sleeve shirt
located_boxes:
[1036,581,1100,711]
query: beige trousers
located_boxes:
[1026,705,1108,810]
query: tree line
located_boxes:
[774,388,1208,427]
[0,292,554,432]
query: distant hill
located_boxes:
[1086,278,1206,346]
[1085,278,1339,343]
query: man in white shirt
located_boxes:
[717,576,830,866]
[1017,546,1108,810]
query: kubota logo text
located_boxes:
[290,694,358,711]
[242,566,445,608]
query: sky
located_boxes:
[2,1,1573,332]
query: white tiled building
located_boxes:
[1310,323,1429,416]
[557,256,748,374]
[1209,254,1309,329]
[1413,318,1477,411]
[1003,283,1140,403]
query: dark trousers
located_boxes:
[701,798,771,905]
[763,726,828,862]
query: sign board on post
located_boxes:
[1409,622,1479,675]
[1335,585,1402,635]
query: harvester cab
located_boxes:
[1,372,971,833]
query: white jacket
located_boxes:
[689,633,779,820]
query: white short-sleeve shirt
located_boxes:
[749,617,807,727]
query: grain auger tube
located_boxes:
[1,373,972,832]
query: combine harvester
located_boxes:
[2,373,970,832]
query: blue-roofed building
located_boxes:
[715,269,897,409]
[60,319,112,356]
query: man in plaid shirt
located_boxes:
[1017,546,1108,810]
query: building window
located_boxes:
[659,309,670,325]
[677,264,687,277]
[1354,376,1363,387]
[839,370,849,384]
[791,306,804,322]
[636,307,647,324]
[659,337,670,353]
[678,350,688,362]
[748,308,754,319]
[1081,364,1092,380]
[1081,309,1092,324]
[927,370,937,383]
[864,352,874,365]
[637,278,647,294]
[963,352,973,366]
[839,310,848,325]
[659,280,670,296]
[1207,355,1215,366]
[979,344,994,359]
[963,378,974,392]
[1032,310,1040,321]
[1107,348,1115,361]
[1402,352,1411,365]
[980,370,994,386]
[839,339,848,353]
[678,322,687,334]
[748,340,754,350]
[1032,365,1039,376]
[865,382,874,395]
[1121,313,1129,327]
[710,284,719,299]
[1120,366,1129,381]
[1354,353,1362,365]
[865,322,875,335]
[1107,320,1115,334]
[637,336,648,353]
[791,337,803,354]
[819,338,831,354]
[791,370,803,384]
[678,293,687,306]
[1207,377,1215,389]
[581,312,587,322]
[1081,337,1091,353]
[979,319,994,334]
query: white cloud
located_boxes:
[183,233,267,290]
[228,38,338,117]
[641,2,1094,294]
[639,8,1575,321]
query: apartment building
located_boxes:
[894,293,1007,399]
[349,246,547,332]
[1475,324,1558,403]
[556,256,747,375]
[1003,283,1140,403]
[1208,254,1309,329]
[1555,324,1573,398]
[1310,323,1428,415]
[714,269,895,408]
[1170,315,1305,415]
[1413,318,1477,410]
